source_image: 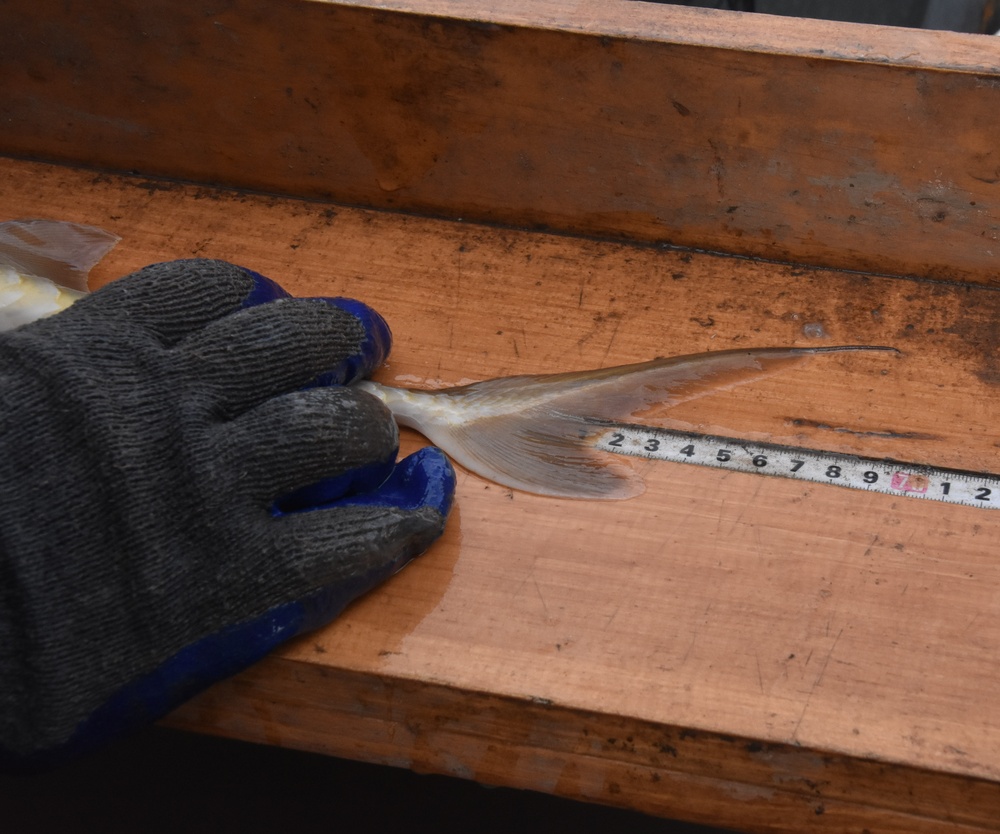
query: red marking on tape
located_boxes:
[891,472,929,493]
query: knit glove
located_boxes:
[0,259,454,768]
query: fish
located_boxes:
[0,220,895,500]
[0,218,120,332]
[357,344,897,500]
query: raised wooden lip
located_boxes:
[4,0,1000,284]
[344,0,1000,71]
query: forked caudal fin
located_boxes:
[357,345,899,500]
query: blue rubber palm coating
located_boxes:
[340,446,455,517]
[36,447,454,768]
[273,456,397,515]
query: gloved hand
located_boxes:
[0,259,455,768]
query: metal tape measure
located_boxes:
[595,424,1000,509]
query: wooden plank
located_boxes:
[4,157,1000,831]
[3,0,1000,283]
[169,661,1000,834]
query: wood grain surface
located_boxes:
[4,0,1000,283]
[3,156,1000,832]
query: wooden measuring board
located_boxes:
[6,1,1000,828]
[4,157,1000,832]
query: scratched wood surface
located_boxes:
[4,157,1000,832]
[4,0,1000,284]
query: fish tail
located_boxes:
[365,344,899,500]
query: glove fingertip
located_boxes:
[238,267,293,307]
[397,446,457,518]
[307,297,392,385]
[347,446,456,518]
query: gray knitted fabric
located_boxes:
[0,260,447,762]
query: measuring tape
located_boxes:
[595,424,1000,510]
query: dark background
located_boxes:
[1,727,736,833]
